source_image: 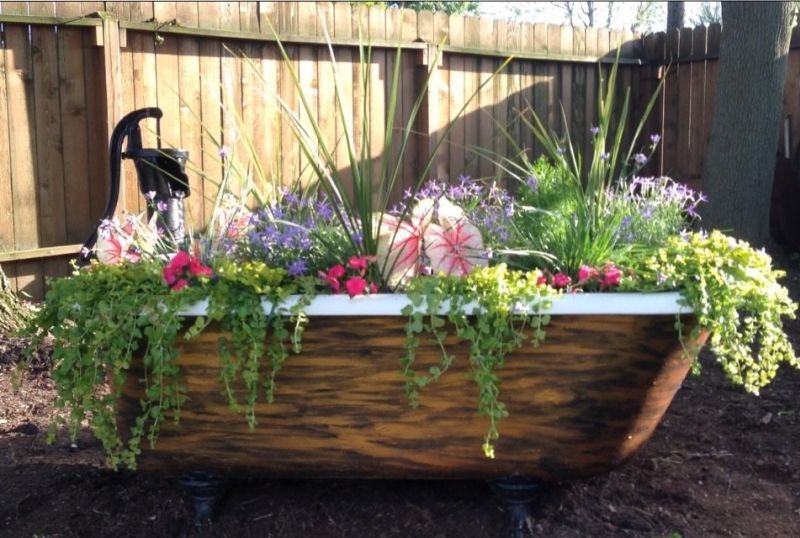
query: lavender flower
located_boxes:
[590,126,600,136]
[650,133,661,145]
[144,190,157,201]
[218,145,230,159]
[526,175,539,191]
[156,200,169,213]
[287,259,307,277]
[634,153,648,166]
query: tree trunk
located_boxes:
[701,2,792,246]
[666,1,684,31]
[0,265,33,335]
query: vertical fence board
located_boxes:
[58,27,92,243]
[546,25,561,133]
[83,28,111,224]
[583,27,598,170]
[447,13,465,181]
[195,2,222,218]
[519,25,535,163]
[462,14,480,180]
[476,17,495,180]
[675,27,693,182]
[661,29,680,177]
[688,26,708,185]
[701,24,721,183]
[571,27,587,162]
[559,25,573,138]
[532,23,549,161]
[332,2,354,191]
[0,27,15,253]
[639,32,660,176]
[315,2,336,194]
[492,20,508,181]
[4,25,39,249]
[118,28,141,218]
[30,15,69,288]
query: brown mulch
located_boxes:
[1,261,799,538]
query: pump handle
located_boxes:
[78,108,163,264]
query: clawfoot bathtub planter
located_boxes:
[118,292,707,535]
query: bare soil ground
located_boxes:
[1,261,799,538]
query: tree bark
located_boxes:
[666,1,684,31]
[0,265,33,335]
[701,2,792,246]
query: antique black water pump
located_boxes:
[79,107,190,264]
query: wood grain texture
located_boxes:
[119,313,707,481]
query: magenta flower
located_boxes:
[600,264,622,288]
[577,264,599,283]
[345,277,368,298]
[551,272,572,289]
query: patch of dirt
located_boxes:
[1,260,799,538]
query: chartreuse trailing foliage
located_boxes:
[402,265,558,458]
[621,231,798,393]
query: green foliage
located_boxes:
[27,262,205,469]
[402,265,557,458]
[622,231,798,393]
[497,55,663,275]
[388,1,479,15]
[26,261,312,469]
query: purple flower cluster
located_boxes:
[628,176,706,218]
[394,176,515,245]
[240,188,338,276]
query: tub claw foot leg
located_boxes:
[178,472,224,528]
[488,475,541,538]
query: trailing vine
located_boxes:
[402,264,558,458]
[28,262,205,469]
[622,230,798,393]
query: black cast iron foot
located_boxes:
[178,472,225,529]
[488,475,542,538]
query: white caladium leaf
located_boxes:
[424,220,487,277]
[411,197,436,227]
[96,233,125,265]
[376,215,425,289]
[436,195,465,230]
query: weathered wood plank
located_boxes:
[57,27,93,243]
[4,24,40,250]
[688,26,708,184]
[0,25,16,253]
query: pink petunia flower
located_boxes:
[189,257,213,277]
[348,256,370,272]
[578,265,599,283]
[345,277,368,297]
[172,279,189,291]
[551,272,572,289]
[600,264,622,288]
[424,220,487,277]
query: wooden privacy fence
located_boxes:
[0,0,703,302]
[0,1,642,300]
